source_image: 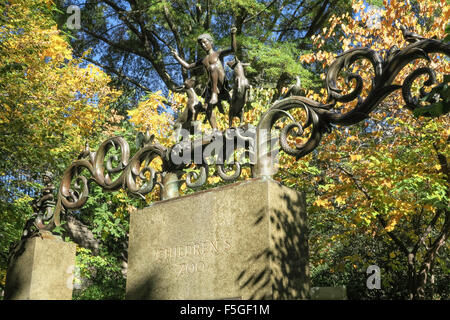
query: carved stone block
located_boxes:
[4,236,76,300]
[126,178,309,299]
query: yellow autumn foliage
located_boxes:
[127,91,174,146]
[0,0,121,172]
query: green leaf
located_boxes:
[413,102,448,118]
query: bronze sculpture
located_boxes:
[227,57,251,127]
[23,171,56,237]
[18,26,449,237]
[171,26,237,129]
[281,76,302,99]
[173,77,205,133]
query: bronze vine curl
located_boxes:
[43,136,169,231]
[255,38,450,176]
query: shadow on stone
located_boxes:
[4,236,76,300]
[125,271,162,300]
[125,179,309,300]
[237,186,309,299]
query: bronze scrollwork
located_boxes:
[23,28,449,235]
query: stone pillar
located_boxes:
[4,235,77,300]
[126,178,309,300]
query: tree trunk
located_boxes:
[407,252,417,300]
[414,261,430,299]
[63,215,100,255]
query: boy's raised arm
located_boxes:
[220,25,237,57]
[171,49,199,69]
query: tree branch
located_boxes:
[243,0,278,25]
[83,57,153,93]
[125,0,177,90]
[103,0,144,43]
[413,208,442,254]
[336,165,410,255]
[163,2,188,80]
[277,1,305,41]
[204,0,211,30]
[81,27,146,59]
[183,0,196,22]
[162,3,183,52]
[305,0,331,38]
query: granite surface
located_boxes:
[126,178,309,300]
[5,236,76,300]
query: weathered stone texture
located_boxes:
[126,178,309,300]
[5,236,76,300]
